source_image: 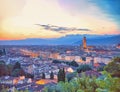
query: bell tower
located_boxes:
[83,36,87,49]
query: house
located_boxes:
[0,76,17,85]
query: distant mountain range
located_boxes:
[75,35,120,45]
[0,34,120,45]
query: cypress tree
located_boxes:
[57,69,61,82]
[42,72,45,79]
[62,68,65,82]
[3,48,6,55]
[50,71,54,79]
[57,68,65,82]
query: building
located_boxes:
[0,76,32,85]
[81,36,95,52]
[50,53,59,59]
[83,36,87,49]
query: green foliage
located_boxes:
[104,57,120,77]
[52,60,79,67]
[43,86,56,92]
[0,50,3,55]
[97,66,104,72]
[14,88,29,92]
[43,87,48,92]
[13,62,21,70]
[52,60,61,63]
[0,49,6,56]
[70,60,79,67]
[77,64,92,73]
[6,64,14,75]
[58,68,65,82]
[0,60,5,65]
[0,60,33,78]
[3,48,6,55]
[11,62,26,77]
[96,71,120,92]
[82,57,86,61]
[0,60,13,76]
[44,71,120,92]
[50,71,54,79]
[11,68,25,77]
[0,61,6,76]
[66,72,77,81]
[25,73,34,79]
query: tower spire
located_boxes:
[83,36,87,49]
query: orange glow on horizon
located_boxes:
[0,0,120,40]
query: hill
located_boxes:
[0,34,119,45]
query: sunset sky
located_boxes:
[0,0,120,40]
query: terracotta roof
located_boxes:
[94,63,100,67]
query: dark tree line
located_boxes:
[53,60,79,67]
[0,61,34,78]
[77,64,92,73]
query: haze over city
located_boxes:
[0,0,120,40]
[0,0,120,92]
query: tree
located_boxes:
[43,71,120,92]
[96,71,120,92]
[52,60,61,63]
[97,66,104,71]
[0,60,5,65]
[12,62,25,77]
[0,50,3,56]
[82,57,86,61]
[6,64,13,76]
[0,60,6,76]
[0,61,14,76]
[77,64,92,73]
[25,73,34,79]
[0,61,26,77]
[62,68,65,82]
[57,69,62,82]
[50,71,54,80]
[13,62,21,71]
[42,72,45,79]
[70,60,79,67]
[19,69,25,76]
[3,48,6,55]
[11,69,22,77]
[66,72,77,81]
[57,68,65,82]
[104,57,120,77]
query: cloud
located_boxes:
[35,24,91,33]
[90,0,120,25]
[58,0,120,30]
[58,0,103,17]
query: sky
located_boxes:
[0,0,120,40]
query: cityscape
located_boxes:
[0,36,120,92]
[0,0,120,92]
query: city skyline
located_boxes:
[0,0,120,40]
